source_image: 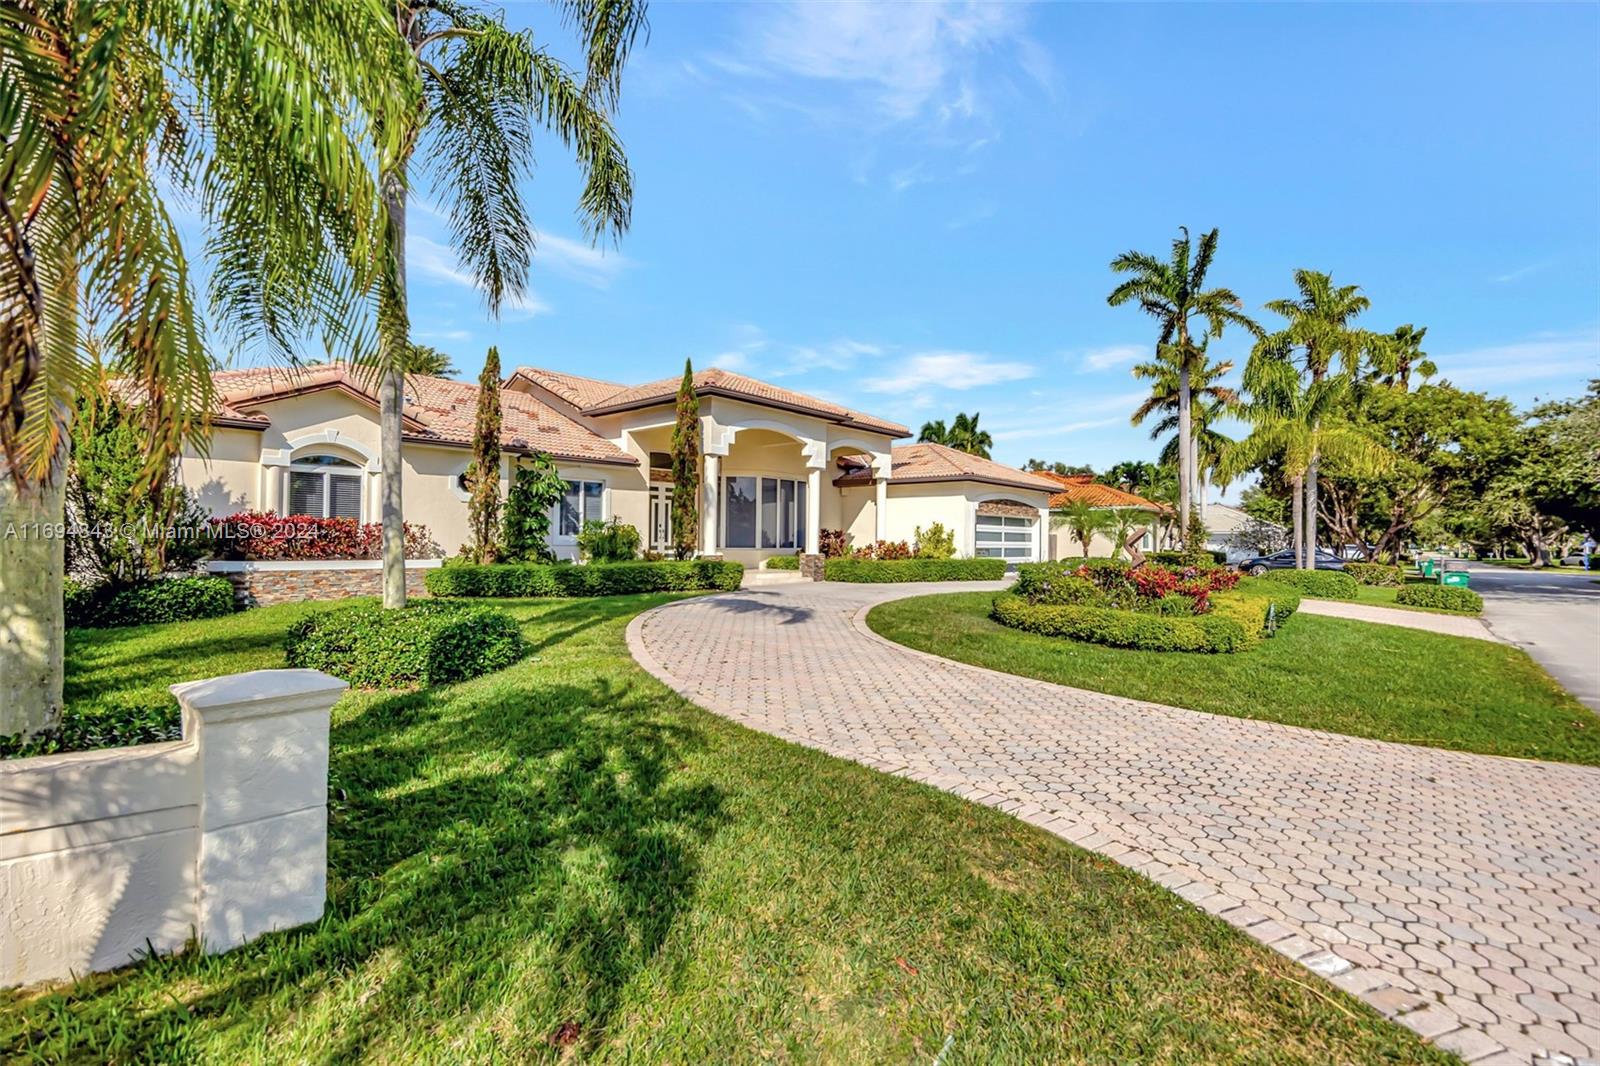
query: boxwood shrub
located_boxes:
[286,601,527,687]
[64,576,236,629]
[763,555,800,570]
[1394,584,1484,613]
[426,559,744,598]
[1260,568,1360,600]
[824,558,1008,583]
[1344,562,1404,587]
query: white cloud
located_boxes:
[1490,262,1545,284]
[1433,328,1599,388]
[990,415,1125,443]
[534,233,633,288]
[861,350,1034,393]
[705,350,749,371]
[1077,344,1146,372]
[408,233,552,316]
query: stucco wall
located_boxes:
[1,669,345,988]
[180,428,262,516]
[883,482,1051,560]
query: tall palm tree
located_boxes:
[1373,324,1434,390]
[375,0,646,608]
[0,0,412,736]
[1258,270,1369,566]
[1108,227,1260,544]
[916,418,949,445]
[1152,397,1236,526]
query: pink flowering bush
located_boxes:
[209,511,439,561]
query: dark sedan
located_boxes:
[1235,547,1347,576]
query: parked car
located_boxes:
[1235,547,1347,576]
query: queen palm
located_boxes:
[374,0,646,607]
[1152,397,1236,527]
[1108,227,1260,544]
[1131,339,1240,524]
[0,0,413,735]
[1259,270,1370,566]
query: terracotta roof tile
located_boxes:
[507,366,629,409]
[573,367,909,437]
[208,364,636,466]
[1032,471,1163,511]
[837,443,1057,493]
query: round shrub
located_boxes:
[1344,562,1404,587]
[64,576,236,629]
[1395,584,1484,613]
[286,600,527,687]
[763,555,800,570]
[1260,568,1360,601]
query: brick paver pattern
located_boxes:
[630,582,1600,1065]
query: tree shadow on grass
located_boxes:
[5,612,727,1063]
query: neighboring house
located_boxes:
[1204,502,1285,563]
[176,363,1056,566]
[1033,473,1168,560]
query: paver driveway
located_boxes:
[629,581,1600,1065]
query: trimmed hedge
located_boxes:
[1395,584,1484,614]
[1344,562,1404,587]
[763,555,801,570]
[1147,549,1226,566]
[64,576,236,630]
[1260,568,1360,601]
[992,594,1252,653]
[426,560,744,598]
[990,576,1299,655]
[824,558,1008,583]
[286,600,526,687]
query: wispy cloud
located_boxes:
[534,234,633,288]
[1433,328,1599,389]
[946,201,998,230]
[861,350,1034,393]
[409,234,552,316]
[990,415,1125,444]
[1490,262,1547,284]
[705,350,749,371]
[1077,344,1146,372]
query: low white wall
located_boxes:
[1,669,347,988]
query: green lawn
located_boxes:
[1,597,1453,1065]
[868,592,1599,766]
[1345,583,1474,615]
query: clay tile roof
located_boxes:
[859,442,1060,492]
[1032,471,1163,511]
[577,367,909,437]
[508,366,629,410]
[208,364,635,466]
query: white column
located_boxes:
[806,467,822,555]
[171,668,346,954]
[702,454,720,556]
[874,477,888,542]
[1037,506,1049,562]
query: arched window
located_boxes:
[287,453,363,520]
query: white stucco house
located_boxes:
[177,363,1058,567]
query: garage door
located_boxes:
[975,513,1036,560]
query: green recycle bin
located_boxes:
[1440,570,1470,588]
[1419,558,1438,578]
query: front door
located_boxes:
[649,485,673,552]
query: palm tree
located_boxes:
[1051,500,1109,557]
[1103,507,1150,562]
[1258,270,1370,566]
[1130,340,1241,525]
[0,1,411,736]
[374,0,646,608]
[404,344,458,377]
[1108,227,1260,544]
[1153,398,1236,527]
[1373,324,1434,390]
[918,412,993,457]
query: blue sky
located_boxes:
[386,3,1596,482]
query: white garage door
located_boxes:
[975,513,1036,560]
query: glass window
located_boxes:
[583,482,603,525]
[779,480,796,549]
[976,513,1035,560]
[329,475,363,520]
[288,472,324,516]
[796,480,807,549]
[760,478,779,549]
[556,480,605,537]
[724,477,757,548]
[560,482,582,536]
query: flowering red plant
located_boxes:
[209,512,438,560]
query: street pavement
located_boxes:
[1467,563,1600,711]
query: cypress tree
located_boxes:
[469,347,503,563]
[670,359,700,559]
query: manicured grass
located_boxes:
[868,592,1600,766]
[1,597,1452,1064]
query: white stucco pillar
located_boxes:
[1037,506,1049,562]
[702,454,720,556]
[806,467,822,555]
[874,477,888,543]
[260,453,289,514]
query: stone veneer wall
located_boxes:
[205,560,443,607]
[800,554,825,582]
